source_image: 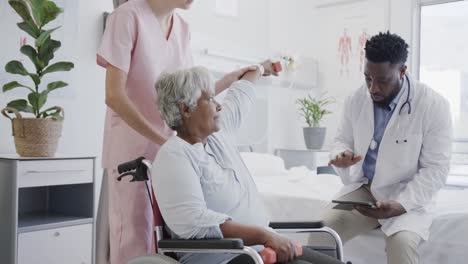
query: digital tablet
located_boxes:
[332,200,376,211]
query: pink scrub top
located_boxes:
[97,0,193,170]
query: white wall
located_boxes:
[1,0,110,154]
[0,0,420,217]
[267,0,322,151]
[74,0,112,197]
[303,0,390,150]
[1,0,111,206]
[389,0,416,71]
[184,0,324,151]
[1,0,419,160]
[181,0,271,59]
[183,0,419,152]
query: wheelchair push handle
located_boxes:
[118,157,145,174]
[117,157,151,182]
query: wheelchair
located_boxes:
[117,157,346,264]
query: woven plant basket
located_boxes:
[2,107,63,157]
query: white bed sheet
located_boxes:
[251,166,468,264]
[253,167,341,221]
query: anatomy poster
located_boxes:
[316,0,389,83]
[338,27,370,77]
[0,0,79,98]
[338,28,352,77]
[357,28,370,73]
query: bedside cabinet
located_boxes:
[275,149,330,171]
[0,155,96,264]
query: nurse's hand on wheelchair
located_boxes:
[328,151,363,168]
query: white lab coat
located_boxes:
[331,75,452,240]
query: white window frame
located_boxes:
[414,0,468,164]
[412,0,466,80]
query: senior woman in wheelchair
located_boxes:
[152,65,344,264]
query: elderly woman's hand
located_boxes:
[215,66,257,94]
[260,59,280,76]
[262,231,297,263]
[240,66,262,83]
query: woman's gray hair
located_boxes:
[156,66,215,130]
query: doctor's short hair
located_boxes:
[365,31,409,65]
[155,66,215,130]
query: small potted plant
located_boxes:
[296,93,335,149]
[1,0,74,157]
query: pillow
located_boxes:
[240,152,287,177]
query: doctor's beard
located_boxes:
[372,81,403,109]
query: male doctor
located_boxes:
[321,32,452,264]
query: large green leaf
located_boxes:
[38,38,61,66]
[27,91,47,112]
[29,0,46,27]
[28,1,45,10]
[41,61,74,75]
[35,26,60,47]
[38,91,48,110]
[9,0,39,34]
[20,45,44,71]
[41,1,63,27]
[47,81,68,92]
[6,99,34,113]
[2,81,33,93]
[28,92,38,110]
[17,22,40,38]
[20,45,37,58]
[8,0,34,25]
[5,60,29,76]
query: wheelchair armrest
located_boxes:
[269,221,324,229]
[158,238,244,250]
[270,222,345,262]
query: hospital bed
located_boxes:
[240,151,468,264]
[116,157,346,264]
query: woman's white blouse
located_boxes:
[152,80,269,264]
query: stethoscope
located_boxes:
[395,74,412,144]
[369,74,411,150]
[398,74,412,116]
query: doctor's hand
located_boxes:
[355,200,407,219]
[328,151,363,168]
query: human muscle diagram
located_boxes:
[357,29,370,73]
[338,28,352,77]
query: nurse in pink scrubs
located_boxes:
[96,1,278,263]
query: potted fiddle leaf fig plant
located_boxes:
[296,93,335,149]
[1,0,74,157]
